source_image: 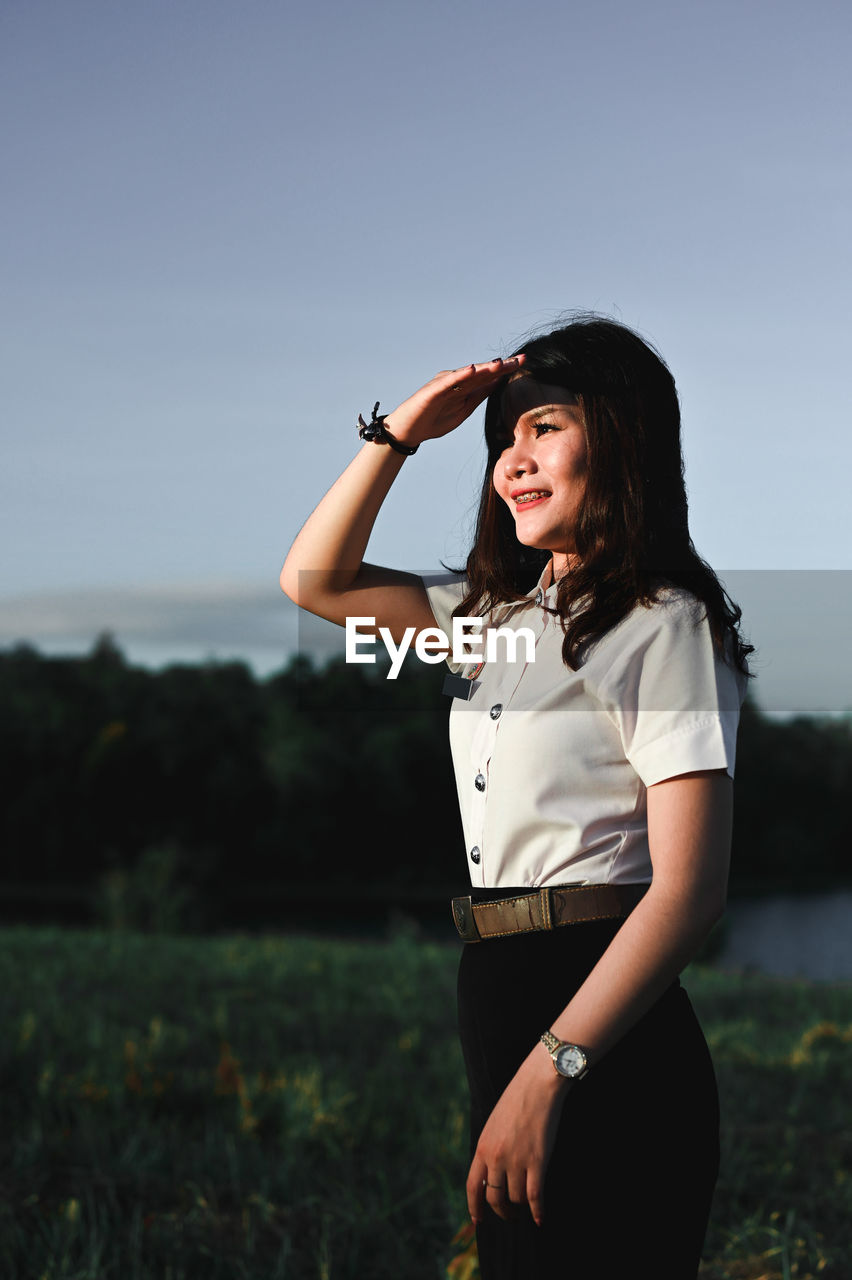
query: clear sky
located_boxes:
[2,0,851,716]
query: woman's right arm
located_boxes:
[279,356,523,643]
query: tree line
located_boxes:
[1,635,849,932]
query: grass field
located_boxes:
[1,923,851,1279]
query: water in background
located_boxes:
[713,891,852,981]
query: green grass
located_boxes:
[1,924,850,1279]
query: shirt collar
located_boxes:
[527,560,559,604]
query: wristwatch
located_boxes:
[540,1030,590,1080]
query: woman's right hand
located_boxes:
[281,355,525,633]
[384,355,525,449]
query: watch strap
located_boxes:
[540,1029,562,1056]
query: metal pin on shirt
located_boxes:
[442,674,480,700]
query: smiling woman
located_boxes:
[279,313,754,1279]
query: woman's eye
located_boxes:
[493,423,558,450]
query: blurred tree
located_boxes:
[1,640,850,928]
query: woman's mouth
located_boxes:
[513,490,550,509]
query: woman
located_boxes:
[280,314,752,1278]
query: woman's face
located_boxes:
[491,377,588,576]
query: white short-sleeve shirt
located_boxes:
[420,564,748,890]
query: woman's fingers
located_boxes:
[484,1172,512,1221]
[435,356,525,420]
[467,1156,515,1223]
[466,1156,488,1223]
[484,1171,531,1222]
[385,354,526,446]
[442,355,525,389]
[504,1169,530,1220]
[486,1184,511,1221]
[467,1161,538,1225]
[526,1169,545,1228]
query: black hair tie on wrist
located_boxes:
[357,402,419,456]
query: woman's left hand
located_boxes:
[466,1045,571,1228]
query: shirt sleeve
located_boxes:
[418,572,468,673]
[597,590,749,785]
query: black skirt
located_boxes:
[457,889,720,1280]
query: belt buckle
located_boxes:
[452,895,481,942]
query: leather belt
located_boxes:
[451,883,649,942]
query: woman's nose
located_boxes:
[502,441,535,477]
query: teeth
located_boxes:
[516,491,549,503]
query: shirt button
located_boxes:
[469,846,481,864]
[489,703,503,720]
[474,773,486,792]
[535,588,544,606]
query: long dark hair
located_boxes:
[456,313,754,677]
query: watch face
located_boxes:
[555,1045,586,1078]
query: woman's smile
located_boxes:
[511,488,552,507]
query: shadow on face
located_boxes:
[500,375,582,428]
